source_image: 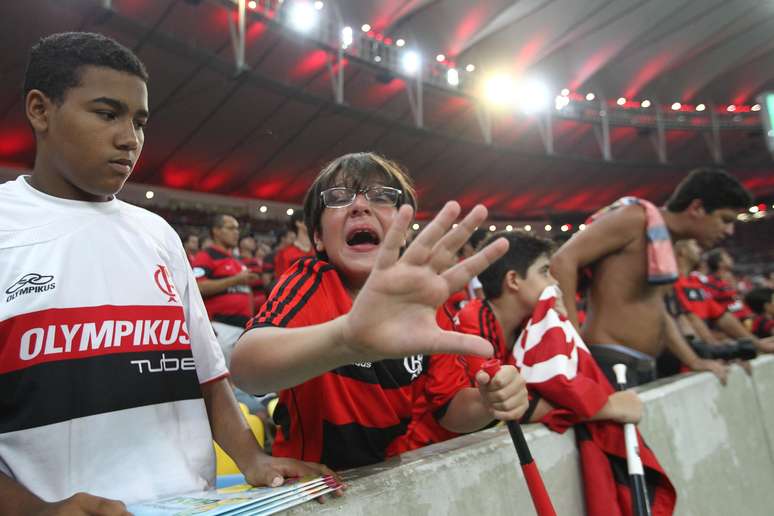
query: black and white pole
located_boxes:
[612,363,651,516]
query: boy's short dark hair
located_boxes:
[665,168,752,213]
[745,287,773,315]
[478,230,554,299]
[24,32,148,104]
[303,152,417,253]
[705,248,728,273]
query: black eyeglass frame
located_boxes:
[320,186,403,209]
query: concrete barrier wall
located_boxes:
[287,356,774,515]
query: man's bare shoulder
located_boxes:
[594,203,646,233]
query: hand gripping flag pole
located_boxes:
[612,363,651,516]
[481,359,557,516]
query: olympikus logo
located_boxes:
[19,319,191,361]
[5,273,55,302]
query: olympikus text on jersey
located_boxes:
[0,176,228,504]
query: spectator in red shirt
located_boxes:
[672,240,774,352]
[192,214,259,361]
[745,287,774,338]
[230,152,528,469]
[273,211,313,277]
[239,235,266,314]
[702,248,753,320]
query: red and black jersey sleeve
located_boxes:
[674,275,726,322]
[246,257,334,330]
[190,250,215,279]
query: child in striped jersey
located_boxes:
[232,152,529,469]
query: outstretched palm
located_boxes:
[342,202,508,361]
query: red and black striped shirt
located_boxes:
[246,257,446,469]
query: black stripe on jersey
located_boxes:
[320,418,409,470]
[258,257,316,326]
[0,350,202,433]
[330,356,429,387]
[277,261,331,327]
[206,247,231,260]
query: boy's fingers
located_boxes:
[375,205,414,270]
[442,238,509,293]
[427,204,489,273]
[401,201,461,265]
[431,330,494,358]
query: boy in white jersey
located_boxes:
[0,32,334,515]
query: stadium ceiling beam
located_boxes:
[327,48,345,105]
[405,71,424,128]
[225,0,249,75]
[474,103,492,146]
[651,106,667,164]
[535,110,555,156]
[703,104,724,164]
[592,97,612,162]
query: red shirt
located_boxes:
[191,245,251,326]
[674,274,726,322]
[246,257,466,469]
[273,244,313,277]
[701,273,753,320]
[240,256,266,312]
[751,315,774,338]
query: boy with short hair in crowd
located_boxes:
[231,152,529,469]
[456,231,676,516]
[745,287,774,338]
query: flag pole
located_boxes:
[612,363,651,516]
[481,359,557,516]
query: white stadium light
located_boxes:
[579,223,586,230]
[515,78,550,114]
[617,97,626,106]
[506,225,513,231]
[465,63,475,72]
[749,205,759,213]
[727,105,736,112]
[640,99,651,108]
[289,1,317,32]
[446,68,459,86]
[585,92,595,101]
[145,190,154,200]
[401,50,421,75]
[524,224,532,232]
[484,74,514,106]
[412,223,420,230]
[361,23,371,32]
[341,26,353,48]
[560,88,570,96]
[695,103,706,112]
[396,38,406,47]
[374,55,382,62]
[259,205,268,213]
[248,0,257,8]
[436,54,445,62]
[489,225,497,232]
[286,208,294,216]
[752,104,761,112]
[555,94,570,110]
[313,0,323,10]
[671,102,681,110]
[544,224,552,232]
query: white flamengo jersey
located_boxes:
[0,176,228,504]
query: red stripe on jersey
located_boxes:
[0,305,190,374]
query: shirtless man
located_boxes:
[551,168,752,384]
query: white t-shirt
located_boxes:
[0,176,228,504]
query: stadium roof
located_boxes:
[1,0,773,220]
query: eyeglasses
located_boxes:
[320,186,403,208]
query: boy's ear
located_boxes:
[503,270,521,293]
[313,230,324,252]
[687,198,706,217]
[26,90,53,133]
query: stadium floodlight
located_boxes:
[446,68,459,86]
[489,225,497,231]
[585,92,595,101]
[544,224,552,232]
[514,79,550,114]
[484,74,515,107]
[555,95,570,110]
[286,208,295,216]
[361,23,371,32]
[695,103,706,112]
[145,190,154,200]
[396,38,405,47]
[313,0,323,9]
[617,97,626,106]
[289,1,317,32]
[412,223,420,230]
[341,26,353,48]
[465,63,475,72]
[259,205,268,213]
[560,88,569,96]
[436,54,445,62]
[727,105,736,112]
[579,223,586,231]
[640,99,651,108]
[752,104,761,111]
[506,225,513,231]
[560,224,569,232]
[247,0,257,8]
[524,224,532,232]
[374,55,382,62]
[401,50,421,75]
[671,102,681,110]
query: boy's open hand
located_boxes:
[342,202,508,361]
